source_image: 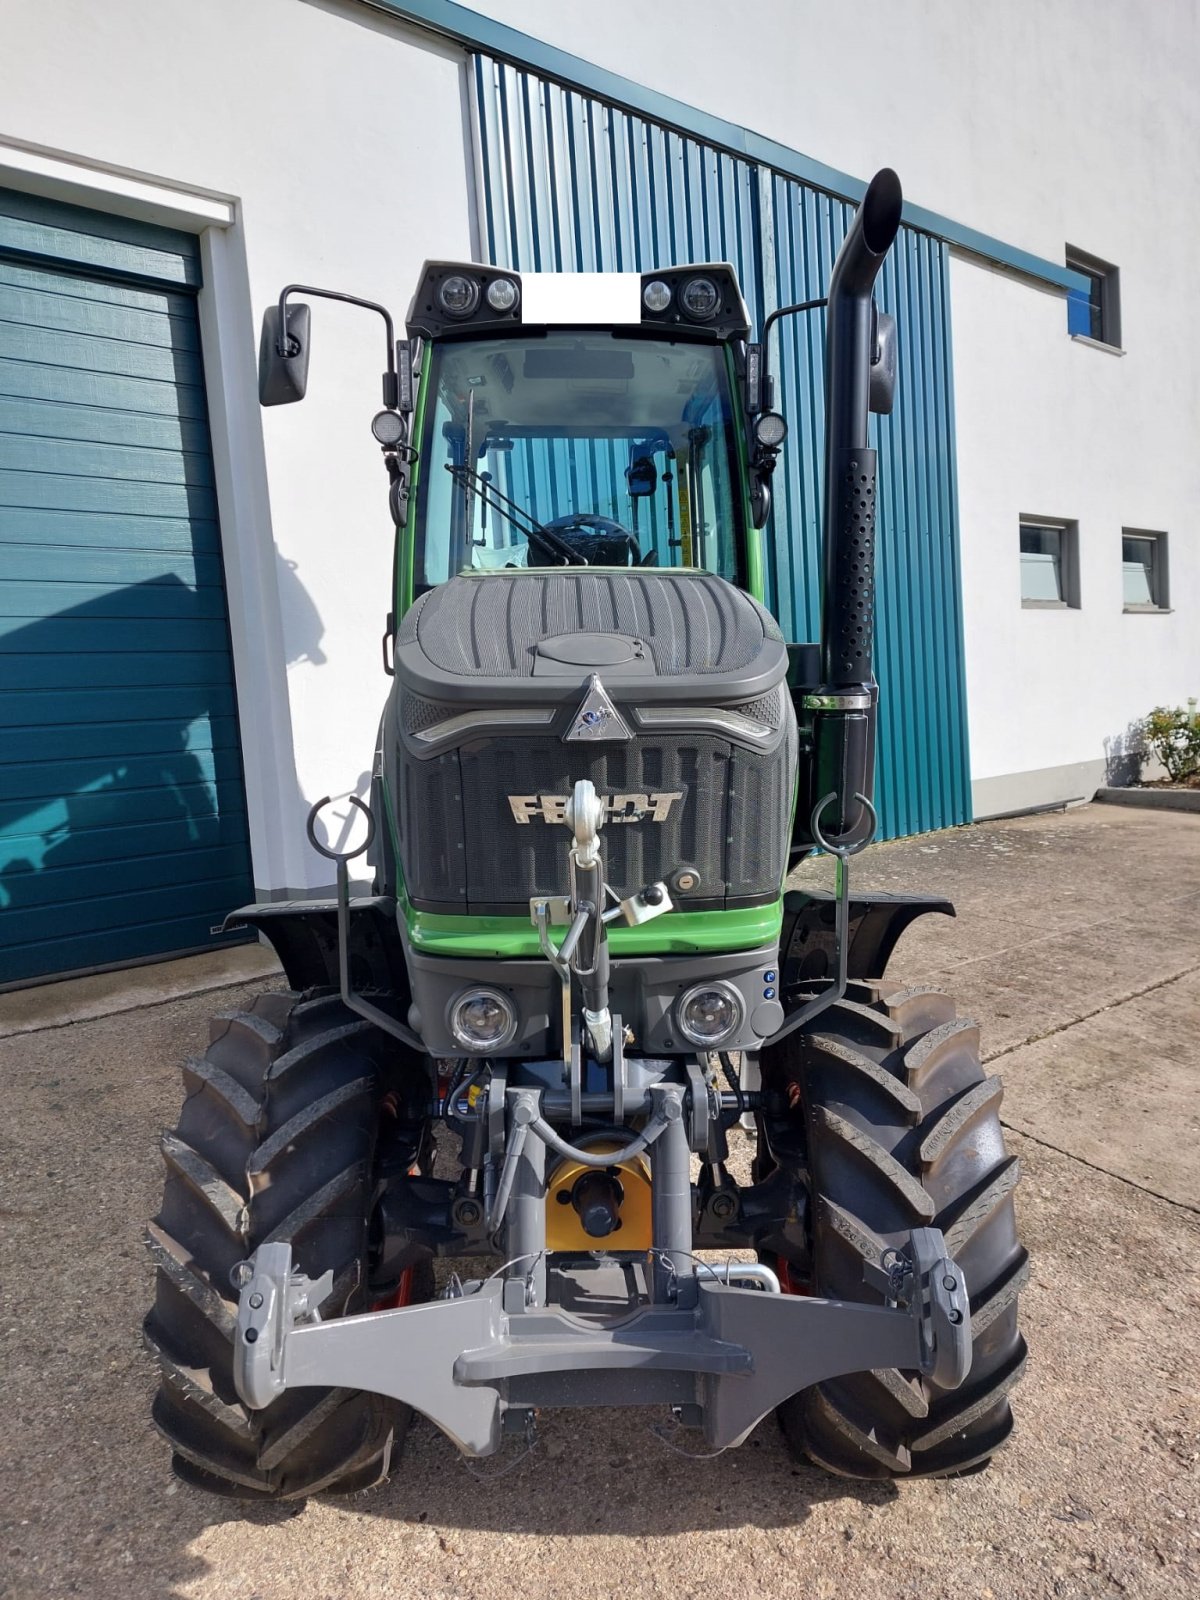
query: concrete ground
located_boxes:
[1,803,1197,1600]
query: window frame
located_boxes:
[1019,517,1080,610]
[1065,246,1121,350]
[1121,528,1170,613]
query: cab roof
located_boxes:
[407,261,751,343]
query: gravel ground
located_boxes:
[1,804,1197,1599]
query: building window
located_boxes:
[1066,247,1121,347]
[1020,519,1079,608]
[1122,529,1169,611]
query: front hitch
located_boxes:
[232,1227,972,1457]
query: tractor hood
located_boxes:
[384,570,797,916]
[394,569,788,706]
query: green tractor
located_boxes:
[144,169,1026,1498]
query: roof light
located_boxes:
[438,275,480,317]
[680,276,720,321]
[642,279,672,313]
[486,276,519,312]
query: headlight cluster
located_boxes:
[436,273,520,320]
[641,274,722,322]
[675,981,744,1047]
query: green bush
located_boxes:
[1143,705,1200,782]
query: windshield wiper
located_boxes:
[444,463,587,567]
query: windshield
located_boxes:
[414,332,745,589]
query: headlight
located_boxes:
[486,275,519,312]
[642,278,672,313]
[754,411,788,448]
[448,987,518,1051]
[676,981,743,1047]
[438,274,480,317]
[679,276,720,321]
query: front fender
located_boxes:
[779,887,954,994]
[224,895,407,995]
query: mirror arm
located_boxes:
[276,283,399,407]
[750,296,828,415]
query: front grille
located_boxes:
[401,692,456,736]
[396,729,791,910]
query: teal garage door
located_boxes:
[0,188,254,986]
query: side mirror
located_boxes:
[258,303,311,406]
[869,311,897,415]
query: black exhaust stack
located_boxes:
[811,169,903,848]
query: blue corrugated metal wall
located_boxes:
[471,55,971,839]
[0,187,254,984]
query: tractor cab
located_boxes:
[400,262,770,607]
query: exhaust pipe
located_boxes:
[812,169,903,846]
[821,167,903,687]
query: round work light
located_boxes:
[486,276,520,312]
[754,411,788,449]
[642,279,672,313]
[438,274,480,318]
[448,988,518,1052]
[676,981,744,1048]
[679,276,720,321]
[370,409,408,447]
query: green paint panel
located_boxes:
[407,901,783,959]
[0,187,252,983]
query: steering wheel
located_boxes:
[543,513,642,566]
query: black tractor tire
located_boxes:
[143,989,427,1500]
[765,979,1028,1478]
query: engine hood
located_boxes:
[395,570,788,706]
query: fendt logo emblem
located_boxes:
[508,792,684,825]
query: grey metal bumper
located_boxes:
[233,1235,971,1458]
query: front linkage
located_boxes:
[228,774,972,1458]
[234,1229,969,1458]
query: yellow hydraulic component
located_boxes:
[545,1142,653,1253]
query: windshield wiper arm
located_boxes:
[443,463,587,566]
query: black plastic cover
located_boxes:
[395,570,788,705]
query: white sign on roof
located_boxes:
[520,272,642,325]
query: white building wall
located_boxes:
[1,0,476,892]
[481,0,1200,812]
[3,0,1197,886]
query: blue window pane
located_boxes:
[1067,287,1092,337]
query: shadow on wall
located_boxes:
[1103,719,1147,787]
[0,567,324,985]
[276,548,327,666]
